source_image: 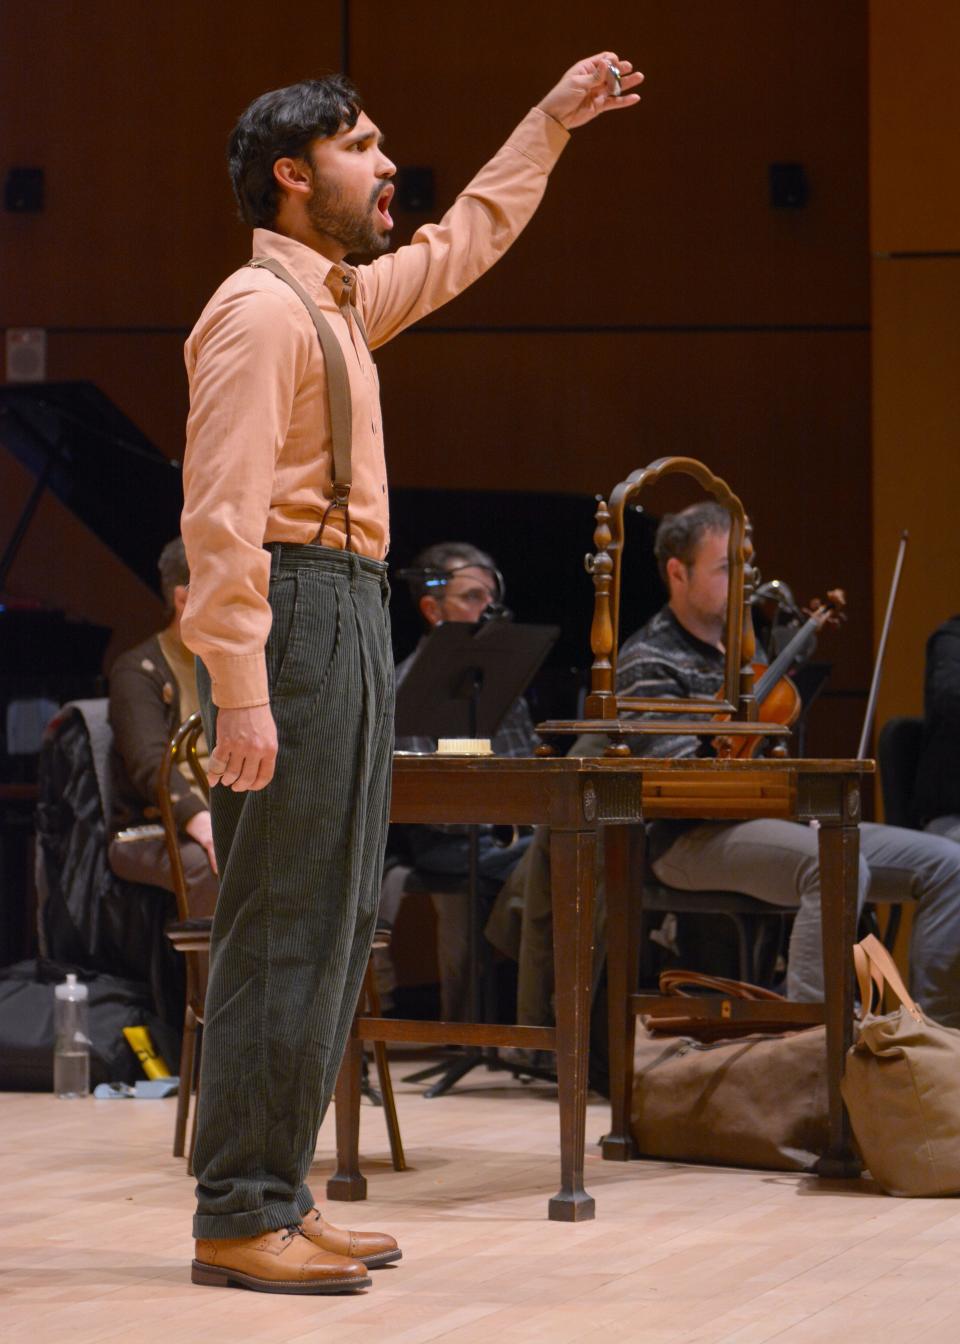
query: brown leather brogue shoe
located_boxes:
[300,1206,402,1268]
[192,1225,371,1294]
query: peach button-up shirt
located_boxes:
[180,107,569,709]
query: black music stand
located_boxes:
[395,618,558,1096]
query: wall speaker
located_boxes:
[4,167,44,213]
[5,328,47,383]
[769,162,809,209]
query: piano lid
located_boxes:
[0,380,183,595]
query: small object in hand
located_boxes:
[606,63,622,98]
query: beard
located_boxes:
[305,175,390,258]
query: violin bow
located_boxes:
[856,529,909,760]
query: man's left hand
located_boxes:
[185,809,218,875]
[538,52,643,130]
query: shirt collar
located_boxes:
[250,227,358,306]
[659,606,726,663]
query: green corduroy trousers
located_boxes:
[192,543,393,1240]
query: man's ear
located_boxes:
[172,584,189,620]
[419,594,442,627]
[272,156,312,201]
[665,556,686,592]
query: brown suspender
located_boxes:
[247,256,369,551]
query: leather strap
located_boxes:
[852,942,884,1015]
[854,933,923,1022]
[247,256,361,549]
[645,969,795,1040]
[659,969,785,1003]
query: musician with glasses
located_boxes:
[385,541,536,1020]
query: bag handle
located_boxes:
[853,933,923,1023]
[247,256,354,549]
[658,969,785,1003]
[852,942,885,1015]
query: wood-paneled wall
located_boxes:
[870,1,960,767]
[2,1,872,742]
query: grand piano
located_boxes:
[0,381,184,963]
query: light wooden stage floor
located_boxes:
[4,1062,960,1344]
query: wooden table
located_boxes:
[328,754,870,1221]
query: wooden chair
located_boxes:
[157,712,404,1174]
[156,714,209,1167]
[867,715,927,952]
[640,881,793,985]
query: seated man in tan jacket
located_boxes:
[107,537,217,917]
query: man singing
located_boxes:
[180,55,642,1294]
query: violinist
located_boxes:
[620,501,960,1024]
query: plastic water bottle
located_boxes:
[54,973,90,1098]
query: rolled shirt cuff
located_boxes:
[201,651,270,710]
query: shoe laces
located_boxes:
[280,1225,303,1243]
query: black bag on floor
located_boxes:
[0,959,179,1091]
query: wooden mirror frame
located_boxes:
[582,456,753,723]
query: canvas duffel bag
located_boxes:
[631,1022,829,1172]
[841,933,960,1196]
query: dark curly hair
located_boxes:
[228,74,363,228]
[653,502,730,584]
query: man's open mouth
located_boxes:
[376,185,394,229]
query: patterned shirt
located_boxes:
[615,606,729,860]
[616,606,725,757]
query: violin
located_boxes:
[714,588,846,759]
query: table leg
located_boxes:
[548,827,596,1222]
[326,1034,368,1201]
[602,823,643,1161]
[816,815,862,1178]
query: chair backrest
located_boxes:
[35,700,113,963]
[877,716,924,828]
[156,713,209,922]
[64,697,114,822]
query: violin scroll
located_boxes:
[804,587,847,630]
